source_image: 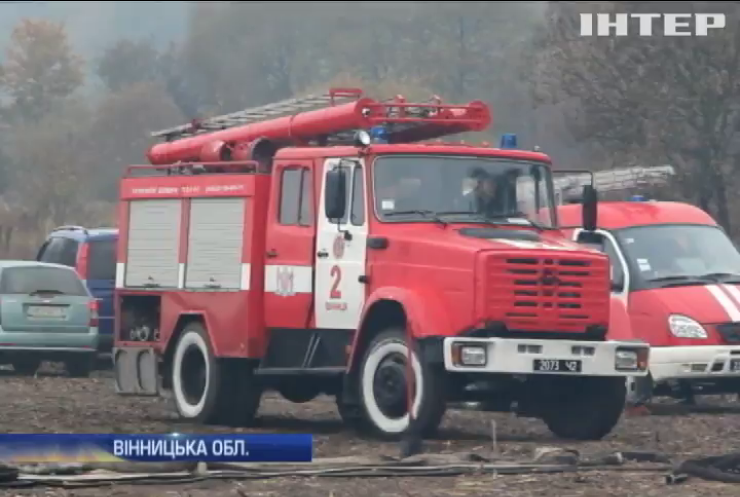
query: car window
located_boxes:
[88,239,117,280]
[37,237,79,267]
[0,266,88,296]
[350,165,365,226]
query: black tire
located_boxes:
[213,358,263,427]
[279,381,320,404]
[356,328,447,439]
[65,355,95,378]
[11,358,41,376]
[541,376,627,440]
[335,390,367,430]
[171,322,261,426]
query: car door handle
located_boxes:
[266,249,278,258]
[317,250,329,258]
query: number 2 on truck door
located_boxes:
[314,158,368,331]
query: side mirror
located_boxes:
[582,185,598,231]
[324,167,347,220]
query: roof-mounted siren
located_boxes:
[500,133,517,149]
[369,126,388,144]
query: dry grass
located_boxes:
[0,366,739,496]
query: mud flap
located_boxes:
[626,375,653,406]
[113,347,160,396]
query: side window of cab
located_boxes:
[577,231,626,293]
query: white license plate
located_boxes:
[26,305,66,319]
[533,359,583,373]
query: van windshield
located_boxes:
[372,155,556,228]
[615,224,740,287]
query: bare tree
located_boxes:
[534,1,740,231]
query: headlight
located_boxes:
[668,314,708,339]
[452,343,487,367]
[615,346,649,371]
[615,349,638,370]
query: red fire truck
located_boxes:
[113,89,649,440]
[556,167,740,403]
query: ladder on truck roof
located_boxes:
[554,165,675,203]
[151,89,365,140]
[146,87,492,165]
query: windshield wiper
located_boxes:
[697,272,740,284]
[645,275,713,288]
[435,211,545,231]
[486,215,546,232]
[384,210,448,226]
[28,289,64,296]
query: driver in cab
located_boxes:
[462,168,504,217]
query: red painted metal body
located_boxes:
[115,153,616,362]
[116,165,270,358]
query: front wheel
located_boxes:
[357,328,447,439]
[540,376,627,440]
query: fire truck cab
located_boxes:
[113,89,649,441]
[557,169,740,401]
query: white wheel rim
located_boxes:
[172,331,210,418]
[361,340,423,434]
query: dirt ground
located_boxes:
[2,365,740,496]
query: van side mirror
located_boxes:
[324,167,347,221]
[582,185,598,231]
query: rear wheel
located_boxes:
[540,377,626,440]
[11,357,41,376]
[171,322,262,426]
[357,328,447,439]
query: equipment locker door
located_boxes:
[125,199,181,288]
[315,158,368,330]
[186,198,246,290]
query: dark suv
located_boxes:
[36,226,117,353]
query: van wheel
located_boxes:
[11,358,41,376]
[358,328,447,439]
[541,377,626,440]
[65,355,95,378]
[171,322,261,426]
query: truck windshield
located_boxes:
[373,155,556,228]
[615,224,740,288]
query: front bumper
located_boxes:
[443,337,649,377]
[650,345,740,382]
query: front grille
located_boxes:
[484,251,610,333]
[716,323,740,343]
